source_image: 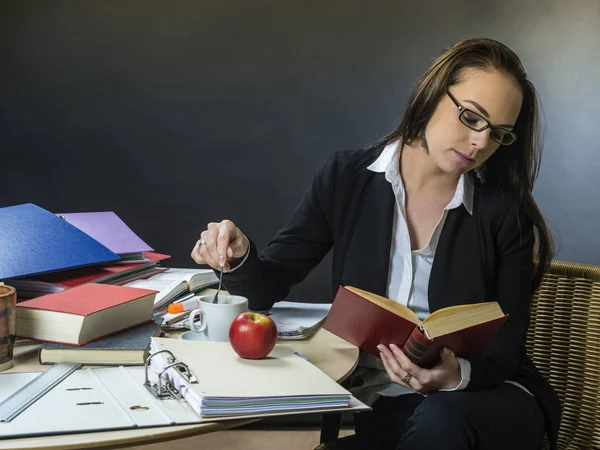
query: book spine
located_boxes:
[401,326,432,365]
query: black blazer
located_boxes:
[222,146,560,448]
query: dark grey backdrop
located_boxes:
[2,0,599,302]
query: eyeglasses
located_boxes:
[446,90,518,146]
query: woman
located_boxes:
[191,38,560,450]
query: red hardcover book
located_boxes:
[323,286,508,367]
[16,283,158,345]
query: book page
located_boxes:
[125,279,187,305]
[148,268,218,291]
[423,302,504,338]
[150,268,213,282]
[345,286,419,325]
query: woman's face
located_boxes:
[424,68,523,177]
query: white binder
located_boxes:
[0,339,370,439]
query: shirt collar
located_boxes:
[367,141,474,215]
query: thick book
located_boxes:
[0,203,119,280]
[57,211,154,258]
[16,283,158,345]
[323,286,508,367]
[39,319,163,365]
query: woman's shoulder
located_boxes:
[325,145,385,175]
[476,182,532,228]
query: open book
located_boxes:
[323,286,508,367]
[125,268,219,309]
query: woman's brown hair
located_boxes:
[377,37,553,291]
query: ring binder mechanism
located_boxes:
[144,349,197,400]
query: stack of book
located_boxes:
[0,202,218,366]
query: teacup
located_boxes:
[182,294,248,342]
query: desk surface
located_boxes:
[0,329,359,450]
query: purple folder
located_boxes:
[57,212,154,256]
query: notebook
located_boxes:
[0,203,119,280]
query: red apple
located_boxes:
[229,312,278,359]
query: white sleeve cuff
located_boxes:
[439,357,471,391]
[224,235,250,273]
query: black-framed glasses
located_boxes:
[446,90,517,146]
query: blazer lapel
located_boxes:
[340,172,394,297]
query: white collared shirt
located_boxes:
[368,140,473,319]
[347,141,472,404]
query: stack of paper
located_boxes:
[269,301,332,340]
[150,338,352,418]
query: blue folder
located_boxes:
[0,203,120,280]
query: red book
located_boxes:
[34,252,171,287]
[11,252,170,299]
[323,286,508,367]
[16,283,158,345]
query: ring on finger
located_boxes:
[401,372,412,384]
[198,240,207,247]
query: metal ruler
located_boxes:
[0,362,81,423]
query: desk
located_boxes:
[1,329,359,450]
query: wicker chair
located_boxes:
[527,260,600,450]
[316,260,600,450]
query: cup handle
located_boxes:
[188,309,207,332]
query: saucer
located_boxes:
[179,331,208,341]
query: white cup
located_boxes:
[184,294,248,342]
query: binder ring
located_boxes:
[144,350,197,400]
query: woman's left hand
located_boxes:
[377,344,462,394]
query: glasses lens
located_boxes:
[459,110,488,132]
[491,128,517,145]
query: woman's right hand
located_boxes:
[190,220,250,272]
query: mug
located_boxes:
[0,284,17,372]
[184,294,248,342]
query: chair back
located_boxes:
[527,260,600,450]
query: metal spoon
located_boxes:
[213,265,223,304]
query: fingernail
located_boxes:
[390,344,397,350]
[219,255,225,265]
[377,345,383,350]
[379,352,384,358]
